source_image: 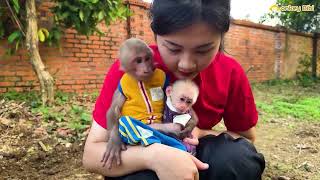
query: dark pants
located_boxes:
[106,133,265,180]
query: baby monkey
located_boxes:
[163,79,199,140]
[101,38,199,169]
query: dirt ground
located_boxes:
[0,102,319,180]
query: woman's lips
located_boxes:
[178,71,193,77]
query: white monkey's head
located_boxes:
[166,80,199,113]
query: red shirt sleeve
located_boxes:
[223,63,258,132]
[92,60,124,129]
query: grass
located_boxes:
[253,78,320,122]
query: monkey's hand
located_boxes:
[101,127,127,169]
[177,118,197,139]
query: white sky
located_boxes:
[142,0,277,25]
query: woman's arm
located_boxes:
[189,126,256,143]
[83,121,209,178]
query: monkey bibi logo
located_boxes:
[269,4,280,11]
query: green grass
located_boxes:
[256,97,320,121]
[253,79,320,122]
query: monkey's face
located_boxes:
[170,89,196,113]
[125,51,155,81]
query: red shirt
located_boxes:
[93,45,258,131]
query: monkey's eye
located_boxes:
[136,57,142,63]
[180,97,185,102]
[145,56,151,61]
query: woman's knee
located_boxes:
[105,170,158,180]
[196,133,265,180]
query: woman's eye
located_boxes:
[186,100,192,104]
[196,48,213,54]
[180,97,185,102]
[168,48,181,54]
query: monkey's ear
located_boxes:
[166,86,172,96]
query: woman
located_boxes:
[83,0,265,179]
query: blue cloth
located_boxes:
[118,116,187,151]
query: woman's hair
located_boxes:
[150,0,231,35]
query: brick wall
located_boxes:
[0,0,319,93]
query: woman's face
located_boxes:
[156,22,221,80]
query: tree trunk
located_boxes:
[25,0,54,106]
[311,33,318,79]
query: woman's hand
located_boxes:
[148,143,209,180]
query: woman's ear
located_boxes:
[119,64,125,71]
[166,86,172,96]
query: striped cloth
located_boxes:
[118,116,187,151]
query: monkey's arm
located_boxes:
[148,123,183,135]
[101,89,126,169]
[178,108,198,139]
[106,89,125,130]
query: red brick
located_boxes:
[92,41,104,45]
[75,44,87,48]
[88,44,100,49]
[100,45,111,50]
[85,84,97,89]
[72,85,84,89]
[67,48,81,53]
[7,87,24,92]
[88,53,102,58]
[93,49,105,54]
[65,39,79,43]
[80,58,91,62]
[62,52,74,57]
[76,80,90,84]
[81,49,93,53]
[81,40,92,44]
[63,43,74,48]
[75,53,88,57]
[0,71,16,76]
[22,76,37,81]
[100,37,111,41]
[64,33,75,38]
[0,88,7,93]
[4,76,21,82]
[75,35,88,40]
[0,82,15,86]
[63,80,76,85]
[58,85,72,90]
[89,36,100,41]
[64,57,79,62]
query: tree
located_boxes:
[0,0,130,106]
[262,0,319,33]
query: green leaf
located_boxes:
[11,0,20,13]
[8,30,22,44]
[98,11,104,21]
[15,39,20,51]
[80,112,91,122]
[79,10,84,21]
[91,0,99,4]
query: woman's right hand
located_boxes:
[147,143,209,180]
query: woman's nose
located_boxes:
[178,53,196,72]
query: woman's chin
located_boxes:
[174,72,198,80]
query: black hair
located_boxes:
[150,0,230,35]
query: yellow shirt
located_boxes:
[119,68,167,124]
